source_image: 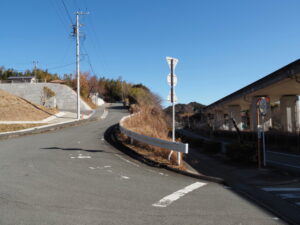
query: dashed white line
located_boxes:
[114,154,140,168]
[121,176,130,180]
[262,187,300,192]
[224,186,232,189]
[77,154,91,159]
[278,193,300,199]
[70,154,91,159]
[104,165,111,168]
[152,182,207,208]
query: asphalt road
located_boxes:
[0,104,287,225]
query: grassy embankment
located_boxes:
[0,89,56,132]
[119,85,185,169]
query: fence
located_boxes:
[119,114,189,164]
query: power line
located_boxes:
[50,0,70,34]
[82,44,96,76]
[61,0,74,24]
[47,62,76,70]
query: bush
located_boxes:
[43,86,56,98]
[226,142,256,163]
[203,140,221,154]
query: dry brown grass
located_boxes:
[122,105,182,165]
[0,89,57,121]
[0,124,47,132]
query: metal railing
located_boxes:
[119,114,188,165]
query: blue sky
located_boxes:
[1,0,300,106]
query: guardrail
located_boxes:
[119,114,188,165]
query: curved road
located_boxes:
[0,104,286,225]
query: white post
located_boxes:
[167,59,180,165]
[76,12,81,120]
[262,115,266,167]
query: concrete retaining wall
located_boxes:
[0,83,91,111]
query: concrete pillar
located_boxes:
[280,95,299,132]
[228,105,242,131]
[249,96,272,131]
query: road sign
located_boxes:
[166,57,179,70]
[258,97,268,116]
[167,91,177,102]
[167,73,177,86]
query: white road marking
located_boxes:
[224,186,232,189]
[71,154,91,159]
[104,165,111,168]
[262,187,300,192]
[152,182,207,208]
[278,193,300,199]
[272,217,279,220]
[115,154,140,167]
[89,167,95,170]
[107,170,113,173]
[78,141,81,144]
[267,160,300,169]
[78,155,91,159]
[121,176,130,180]
[101,110,108,119]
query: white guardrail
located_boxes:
[119,115,189,155]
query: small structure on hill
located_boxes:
[8,76,36,83]
[49,79,66,84]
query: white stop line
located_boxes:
[152,182,207,208]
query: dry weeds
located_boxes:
[0,89,57,121]
[0,124,47,132]
[122,105,183,165]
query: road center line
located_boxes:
[152,182,207,208]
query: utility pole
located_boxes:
[73,11,89,120]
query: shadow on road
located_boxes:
[107,105,128,110]
[41,147,105,153]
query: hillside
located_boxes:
[0,89,57,121]
[164,102,206,117]
[164,102,206,128]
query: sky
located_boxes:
[1,0,300,107]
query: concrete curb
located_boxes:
[105,124,225,184]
